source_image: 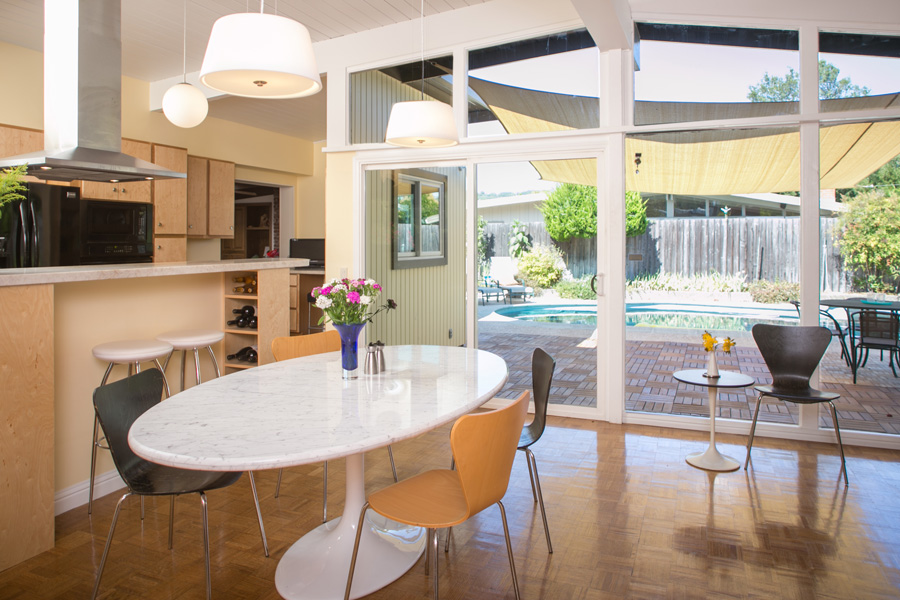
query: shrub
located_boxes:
[517,245,564,288]
[627,272,747,293]
[836,189,900,293]
[747,280,800,304]
[555,277,595,300]
[508,220,532,258]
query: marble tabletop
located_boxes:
[129,345,509,471]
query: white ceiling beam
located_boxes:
[569,0,633,52]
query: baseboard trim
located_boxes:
[55,470,126,516]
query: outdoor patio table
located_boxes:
[501,284,533,303]
[128,345,508,600]
[673,369,754,472]
[820,297,900,380]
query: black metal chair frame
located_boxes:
[848,309,900,383]
[91,369,269,600]
[745,324,848,485]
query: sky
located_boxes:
[472,41,900,196]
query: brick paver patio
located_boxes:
[478,328,900,435]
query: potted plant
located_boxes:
[0,164,28,220]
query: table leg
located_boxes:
[275,454,426,599]
[686,387,740,472]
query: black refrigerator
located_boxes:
[0,183,81,268]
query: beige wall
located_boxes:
[295,141,327,238]
[54,275,223,491]
[324,152,355,282]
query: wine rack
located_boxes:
[222,267,290,373]
[224,271,259,371]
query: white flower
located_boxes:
[315,296,333,309]
[333,284,347,293]
[360,295,372,305]
[365,279,376,286]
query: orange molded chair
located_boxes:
[270,331,398,521]
[344,391,530,600]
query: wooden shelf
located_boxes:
[247,226,270,230]
[224,328,258,335]
[224,294,258,300]
[224,361,255,370]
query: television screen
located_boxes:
[290,238,325,264]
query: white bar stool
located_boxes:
[89,339,174,515]
[156,329,225,393]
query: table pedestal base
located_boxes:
[275,454,426,600]
[686,446,740,472]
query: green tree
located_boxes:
[539,183,648,241]
[747,60,870,102]
[508,220,532,258]
[836,190,900,293]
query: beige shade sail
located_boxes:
[468,77,900,194]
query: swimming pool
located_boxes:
[493,302,800,331]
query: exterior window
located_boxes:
[819,32,900,112]
[393,169,447,269]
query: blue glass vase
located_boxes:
[334,322,365,379]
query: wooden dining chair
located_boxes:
[271,331,398,521]
[344,391,530,600]
[91,369,268,600]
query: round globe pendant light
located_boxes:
[163,0,208,128]
[385,0,458,147]
[200,2,321,99]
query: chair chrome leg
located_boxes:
[344,501,370,600]
[828,402,849,485]
[431,527,439,600]
[744,393,764,470]
[388,445,398,482]
[275,468,283,498]
[193,347,202,386]
[424,528,431,575]
[180,349,186,394]
[444,526,451,553]
[247,472,269,557]
[206,345,221,378]
[523,448,537,502]
[153,358,172,398]
[141,497,145,520]
[200,492,211,600]
[89,363,116,515]
[497,501,521,600]
[526,448,552,553]
[323,461,328,523]
[91,492,131,600]
[168,495,175,549]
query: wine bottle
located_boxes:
[245,348,258,363]
[226,346,258,362]
[248,316,258,329]
[227,316,249,328]
[232,305,256,317]
[233,286,254,294]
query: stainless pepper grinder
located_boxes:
[375,340,386,372]
[364,344,381,374]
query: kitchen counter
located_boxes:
[0,257,309,287]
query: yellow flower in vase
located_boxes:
[722,336,736,354]
[701,331,718,352]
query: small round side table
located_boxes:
[673,369,754,472]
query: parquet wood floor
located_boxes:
[2,418,900,599]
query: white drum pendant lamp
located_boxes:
[200,1,321,99]
[385,0,458,147]
[163,0,208,128]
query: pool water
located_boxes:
[494,302,799,331]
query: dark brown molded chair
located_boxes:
[519,347,556,553]
[745,324,848,484]
[789,300,851,367]
[344,391,530,600]
[91,369,268,600]
[271,330,398,521]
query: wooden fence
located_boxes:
[482,217,852,291]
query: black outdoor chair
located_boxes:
[789,300,851,368]
[849,310,900,383]
[91,369,269,600]
[745,324,848,485]
[518,347,556,554]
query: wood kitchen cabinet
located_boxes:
[151,144,187,235]
[187,155,235,238]
[0,123,43,157]
[153,236,186,263]
[79,139,152,203]
[221,205,247,259]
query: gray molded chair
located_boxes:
[518,347,556,553]
[745,324,848,484]
[91,369,269,600]
[849,310,900,383]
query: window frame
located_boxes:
[391,168,449,270]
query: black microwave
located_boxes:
[80,200,153,263]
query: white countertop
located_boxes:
[128,345,509,471]
[0,257,308,287]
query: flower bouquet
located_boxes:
[311,278,397,378]
[701,331,735,378]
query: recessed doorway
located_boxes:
[222,181,280,259]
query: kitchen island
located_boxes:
[0,257,306,571]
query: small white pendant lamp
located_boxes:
[385,0,458,147]
[200,1,321,99]
[163,0,208,128]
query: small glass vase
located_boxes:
[705,350,720,378]
[334,322,365,379]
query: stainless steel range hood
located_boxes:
[0,0,185,182]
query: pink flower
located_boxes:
[320,286,332,295]
[347,291,361,304]
[312,286,321,296]
[373,283,382,291]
